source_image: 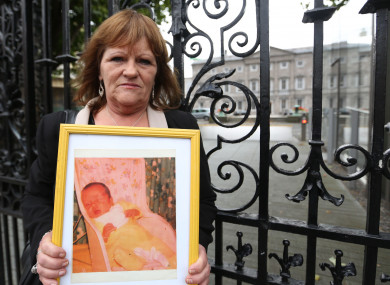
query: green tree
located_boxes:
[51,0,171,59]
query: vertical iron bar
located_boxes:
[335,59,341,147]
[306,0,326,283]
[83,0,91,43]
[310,0,324,143]
[258,0,270,283]
[13,217,21,281]
[171,0,185,101]
[363,8,389,285]
[22,0,36,168]
[41,0,53,114]
[61,0,72,109]
[173,35,185,97]
[0,214,5,285]
[3,215,12,284]
[108,0,120,16]
[215,217,222,285]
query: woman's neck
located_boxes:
[94,104,149,127]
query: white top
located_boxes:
[75,97,168,128]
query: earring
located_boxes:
[152,86,155,98]
[99,81,104,97]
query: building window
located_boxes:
[296,99,303,106]
[224,84,230,93]
[270,79,274,91]
[250,79,259,92]
[353,74,359,87]
[280,61,289,69]
[296,60,304,67]
[223,67,230,73]
[340,75,347,87]
[238,101,243,109]
[250,64,258,71]
[329,75,337,88]
[295,77,305,90]
[281,99,286,109]
[279,78,289,91]
[359,74,364,86]
[237,65,243,72]
[270,63,273,70]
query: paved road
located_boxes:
[199,123,390,285]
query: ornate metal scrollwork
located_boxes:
[270,141,345,206]
[321,144,373,180]
[286,169,344,206]
[269,142,308,176]
[186,67,261,212]
[183,0,260,107]
[122,0,155,20]
[226,231,252,271]
[0,149,11,176]
[179,0,262,214]
[382,148,390,179]
[212,160,259,212]
[319,249,356,285]
[0,0,28,182]
[268,240,304,283]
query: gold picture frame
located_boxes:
[52,124,200,285]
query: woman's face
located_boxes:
[99,37,157,113]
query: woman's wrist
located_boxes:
[31,229,52,274]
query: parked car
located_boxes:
[191,108,210,120]
[233,109,247,116]
[339,108,350,115]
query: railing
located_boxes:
[0,0,389,284]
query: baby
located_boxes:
[80,182,176,271]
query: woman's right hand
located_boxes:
[36,231,69,285]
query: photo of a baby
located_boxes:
[72,156,177,274]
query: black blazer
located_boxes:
[21,109,216,267]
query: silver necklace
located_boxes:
[105,105,145,127]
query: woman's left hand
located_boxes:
[186,244,210,285]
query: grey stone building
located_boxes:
[190,42,372,115]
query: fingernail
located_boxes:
[189,269,196,274]
[186,278,193,284]
[59,253,65,258]
[59,270,65,276]
[63,261,69,267]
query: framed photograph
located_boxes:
[52,124,200,285]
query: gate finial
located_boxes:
[268,240,304,283]
[226,231,252,271]
[319,249,356,285]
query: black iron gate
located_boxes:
[1,0,390,284]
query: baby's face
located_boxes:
[81,185,113,218]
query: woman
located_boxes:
[21,9,216,285]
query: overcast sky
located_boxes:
[160,0,373,76]
[269,0,372,49]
